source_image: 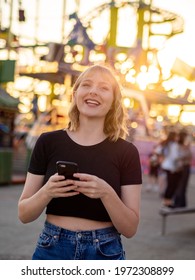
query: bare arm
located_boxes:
[101,184,142,238]
[73,173,142,238]
[18,172,79,223]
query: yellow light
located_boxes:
[135,64,161,90]
[149,110,157,117]
[180,112,195,125]
[125,73,136,83]
[75,54,83,62]
[13,76,34,91]
[34,81,51,95]
[123,97,131,108]
[123,97,134,108]
[185,83,195,102]
[131,122,138,128]
[38,95,47,112]
[140,65,147,72]
[148,65,160,83]
[120,60,134,73]
[157,115,163,122]
[167,105,181,117]
[73,45,83,52]
[65,53,74,63]
[136,72,148,90]
[129,69,136,75]
[171,79,188,98]
[54,84,66,96]
[64,45,71,52]
[89,52,106,62]
[20,96,31,106]
[116,53,127,62]
[18,103,31,113]
[0,49,9,59]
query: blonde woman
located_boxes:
[18,64,142,260]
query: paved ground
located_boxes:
[0,174,195,260]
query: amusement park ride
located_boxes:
[1,0,195,140]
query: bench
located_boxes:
[159,207,195,235]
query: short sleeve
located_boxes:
[28,133,47,175]
[120,143,142,185]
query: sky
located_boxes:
[1,0,195,67]
[152,0,195,67]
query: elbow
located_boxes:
[124,228,138,239]
[18,211,30,224]
[18,213,33,224]
[123,220,139,238]
[19,218,29,224]
[18,204,33,224]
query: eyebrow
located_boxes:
[82,79,111,87]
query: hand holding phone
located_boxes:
[56,161,78,180]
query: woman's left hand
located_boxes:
[73,173,112,199]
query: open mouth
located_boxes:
[85,99,100,106]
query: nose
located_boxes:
[89,86,98,95]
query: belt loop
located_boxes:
[52,224,61,240]
[92,230,99,244]
[92,230,96,240]
[56,225,61,238]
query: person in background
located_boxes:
[146,146,160,192]
[158,131,182,207]
[18,64,142,260]
[173,131,192,208]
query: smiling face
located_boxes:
[68,65,127,141]
[74,68,114,120]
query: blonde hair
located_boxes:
[68,64,128,142]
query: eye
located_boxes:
[81,82,92,88]
[101,86,110,91]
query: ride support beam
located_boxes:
[108,3,118,47]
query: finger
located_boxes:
[58,191,80,198]
[61,185,79,193]
[53,186,79,197]
[73,173,94,181]
[73,180,92,188]
[56,179,75,187]
[50,174,65,182]
[83,192,99,199]
[77,187,97,197]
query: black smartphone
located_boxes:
[56,161,78,180]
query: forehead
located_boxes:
[82,67,116,84]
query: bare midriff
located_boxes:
[47,214,113,231]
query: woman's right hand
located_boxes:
[43,173,80,198]
[18,172,80,223]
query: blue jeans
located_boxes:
[32,221,125,260]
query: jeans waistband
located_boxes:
[44,221,119,241]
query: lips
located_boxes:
[85,99,100,106]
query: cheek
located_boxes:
[73,92,81,105]
[106,94,114,109]
[104,100,114,115]
[74,93,85,112]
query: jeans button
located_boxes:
[78,233,82,238]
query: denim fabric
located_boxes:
[32,221,126,260]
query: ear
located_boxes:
[73,91,77,100]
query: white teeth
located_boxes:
[86,99,100,105]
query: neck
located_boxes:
[68,118,106,146]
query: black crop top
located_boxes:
[28,130,142,222]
